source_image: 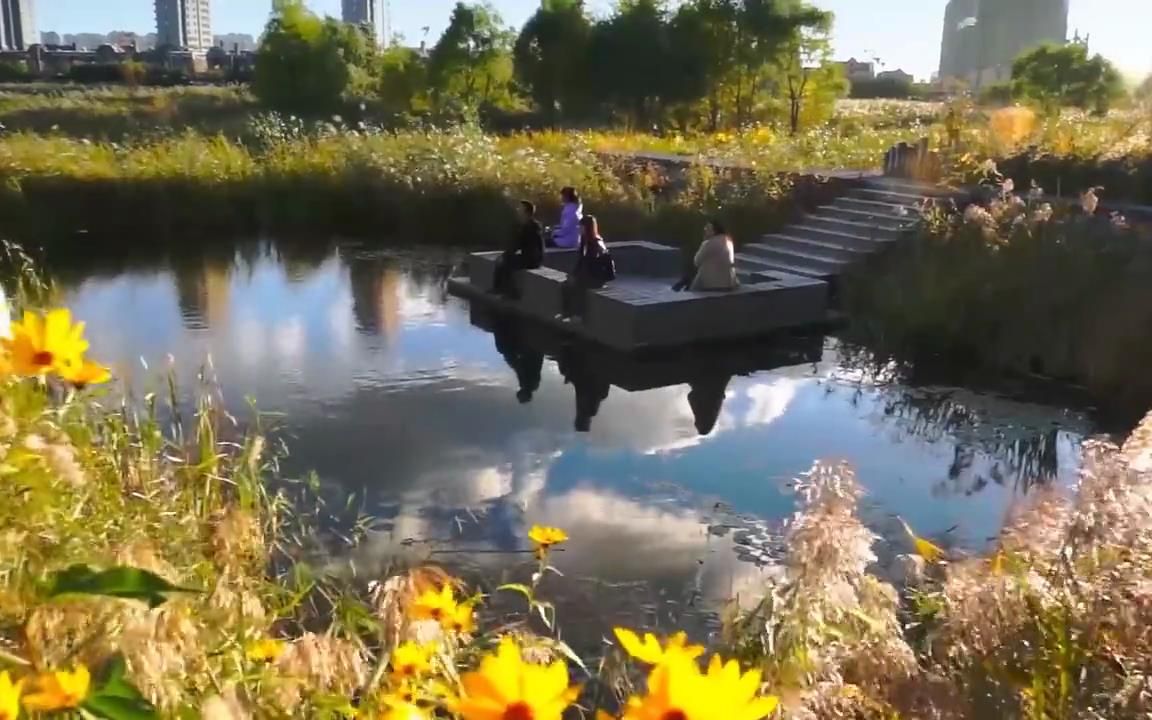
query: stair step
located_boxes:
[783,224,897,250]
[817,204,920,228]
[742,243,847,274]
[734,253,833,280]
[849,187,930,205]
[759,232,872,262]
[834,196,921,214]
[803,214,904,239]
[862,177,957,197]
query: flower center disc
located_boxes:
[503,702,534,720]
[33,351,54,366]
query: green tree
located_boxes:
[513,0,592,123]
[667,0,738,130]
[664,0,832,130]
[1011,43,1124,115]
[428,2,515,113]
[254,0,376,115]
[586,0,675,128]
[774,26,846,134]
[728,0,830,127]
[378,46,427,114]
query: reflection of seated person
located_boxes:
[558,346,610,433]
[688,374,732,436]
[493,319,544,404]
[491,200,545,298]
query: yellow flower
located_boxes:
[390,642,434,679]
[58,359,111,388]
[623,654,778,720]
[456,637,580,720]
[3,309,90,378]
[0,671,23,720]
[246,637,286,662]
[528,525,568,550]
[410,584,459,625]
[447,602,476,635]
[899,518,945,563]
[23,666,90,712]
[613,628,704,666]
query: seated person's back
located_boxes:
[691,221,738,291]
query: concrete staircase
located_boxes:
[736,177,948,283]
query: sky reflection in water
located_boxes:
[60,243,1088,632]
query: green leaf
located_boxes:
[497,583,534,602]
[45,565,200,608]
[81,655,158,720]
[83,695,159,720]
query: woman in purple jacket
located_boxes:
[551,187,583,249]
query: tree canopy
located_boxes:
[1011,43,1125,115]
[253,0,377,115]
[253,0,845,131]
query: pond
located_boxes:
[58,239,1090,639]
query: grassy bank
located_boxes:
[843,195,1152,421]
[4,270,1152,717]
[0,88,1147,252]
[0,128,810,255]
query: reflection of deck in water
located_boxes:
[470,301,824,393]
[470,301,825,435]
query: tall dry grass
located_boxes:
[843,188,1152,419]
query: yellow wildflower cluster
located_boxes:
[0,666,92,720]
[609,628,778,720]
[0,308,109,388]
[353,525,778,720]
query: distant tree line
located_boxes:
[254,0,848,133]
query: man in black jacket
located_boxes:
[491,200,545,298]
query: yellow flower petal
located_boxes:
[457,637,577,720]
[0,671,24,720]
[23,666,90,712]
[528,525,569,548]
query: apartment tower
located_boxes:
[0,0,36,51]
[155,0,211,51]
[939,0,1069,86]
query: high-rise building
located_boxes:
[938,0,979,81]
[155,0,211,51]
[342,0,379,41]
[0,0,36,51]
[938,0,1069,87]
[978,0,1069,83]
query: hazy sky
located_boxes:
[36,0,1152,81]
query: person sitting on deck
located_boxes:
[689,218,739,292]
[560,214,615,320]
[550,187,583,249]
[491,200,545,298]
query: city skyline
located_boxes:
[32,0,1152,81]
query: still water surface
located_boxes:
[59,241,1088,631]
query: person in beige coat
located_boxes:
[690,219,739,291]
